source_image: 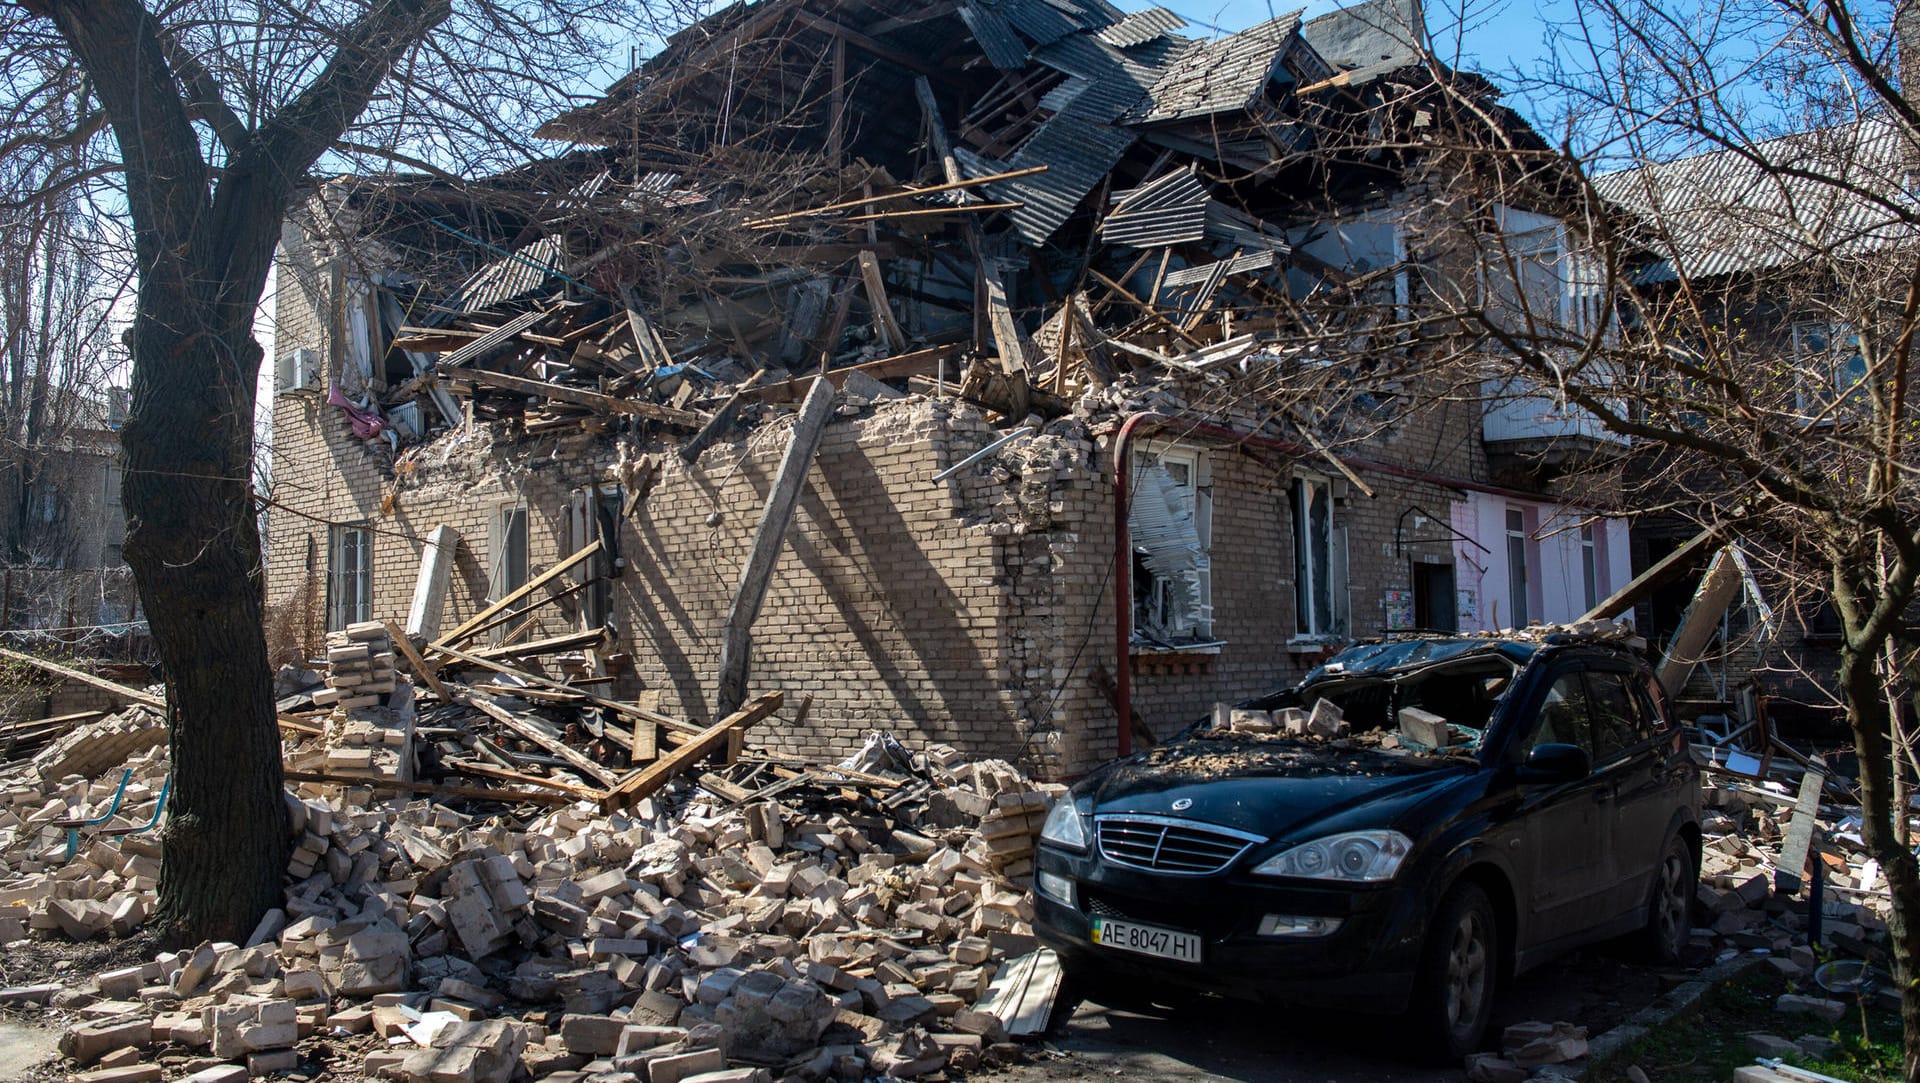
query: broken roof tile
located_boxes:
[990,114,1137,246]
[1097,6,1185,48]
[1122,10,1306,125]
[1099,168,1210,248]
[959,1,1030,69]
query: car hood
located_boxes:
[1082,734,1477,841]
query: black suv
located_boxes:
[1033,634,1700,1060]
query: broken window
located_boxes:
[570,487,624,633]
[1291,474,1345,639]
[488,503,529,643]
[1129,447,1212,645]
[327,524,372,632]
[1792,320,1866,420]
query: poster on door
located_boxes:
[1382,589,1414,630]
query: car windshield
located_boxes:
[1301,655,1520,759]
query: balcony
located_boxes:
[1482,379,1629,486]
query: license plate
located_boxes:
[1090,916,1203,962]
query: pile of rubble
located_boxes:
[313,622,399,711]
[0,692,1072,1083]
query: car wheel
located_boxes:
[1642,834,1696,964]
[1411,881,1497,1063]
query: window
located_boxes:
[327,524,372,631]
[1505,508,1530,628]
[1793,321,1866,419]
[489,504,529,642]
[1586,670,1651,762]
[1292,474,1343,638]
[1523,672,1592,757]
[1580,524,1598,613]
[570,487,624,631]
[1130,448,1212,644]
[104,462,122,508]
[1486,209,1609,340]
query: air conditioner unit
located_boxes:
[276,348,320,394]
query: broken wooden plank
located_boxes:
[444,759,601,800]
[282,768,579,806]
[442,368,707,428]
[601,692,784,812]
[716,379,836,718]
[618,284,674,369]
[383,620,450,703]
[437,642,689,752]
[1656,546,1743,697]
[1582,528,1719,621]
[454,687,622,788]
[405,525,462,641]
[1774,763,1827,896]
[745,345,957,403]
[858,250,908,352]
[465,626,610,663]
[0,648,163,709]
[742,165,1049,227]
[433,540,601,649]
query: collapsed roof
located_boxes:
[295,0,1520,455]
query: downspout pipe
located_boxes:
[1109,411,1627,762]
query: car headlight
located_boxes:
[1251,830,1412,882]
[1039,798,1089,852]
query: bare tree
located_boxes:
[1274,2,1920,1073]
[1,0,656,942]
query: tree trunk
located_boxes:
[122,305,287,946]
[1834,573,1920,1083]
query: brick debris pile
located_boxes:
[0,706,1069,1083]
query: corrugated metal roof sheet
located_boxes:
[1098,6,1185,47]
[959,2,1029,69]
[1591,116,1920,283]
[1300,0,1422,81]
[981,114,1137,245]
[1030,32,1179,123]
[987,0,1081,47]
[1204,199,1291,250]
[1100,168,1209,247]
[1123,10,1305,124]
[455,234,568,315]
[1161,249,1279,288]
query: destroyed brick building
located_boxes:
[263,0,1636,777]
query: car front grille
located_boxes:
[1094,815,1263,875]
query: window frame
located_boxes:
[1791,319,1866,420]
[1505,507,1531,629]
[326,523,373,632]
[1291,472,1342,640]
[1129,444,1214,646]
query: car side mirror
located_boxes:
[1519,743,1591,784]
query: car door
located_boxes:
[1584,667,1669,919]
[1513,666,1619,947]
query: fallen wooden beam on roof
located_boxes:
[601,692,783,812]
[716,379,836,718]
[441,368,707,428]
[434,540,601,649]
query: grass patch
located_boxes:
[1588,962,1900,1083]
